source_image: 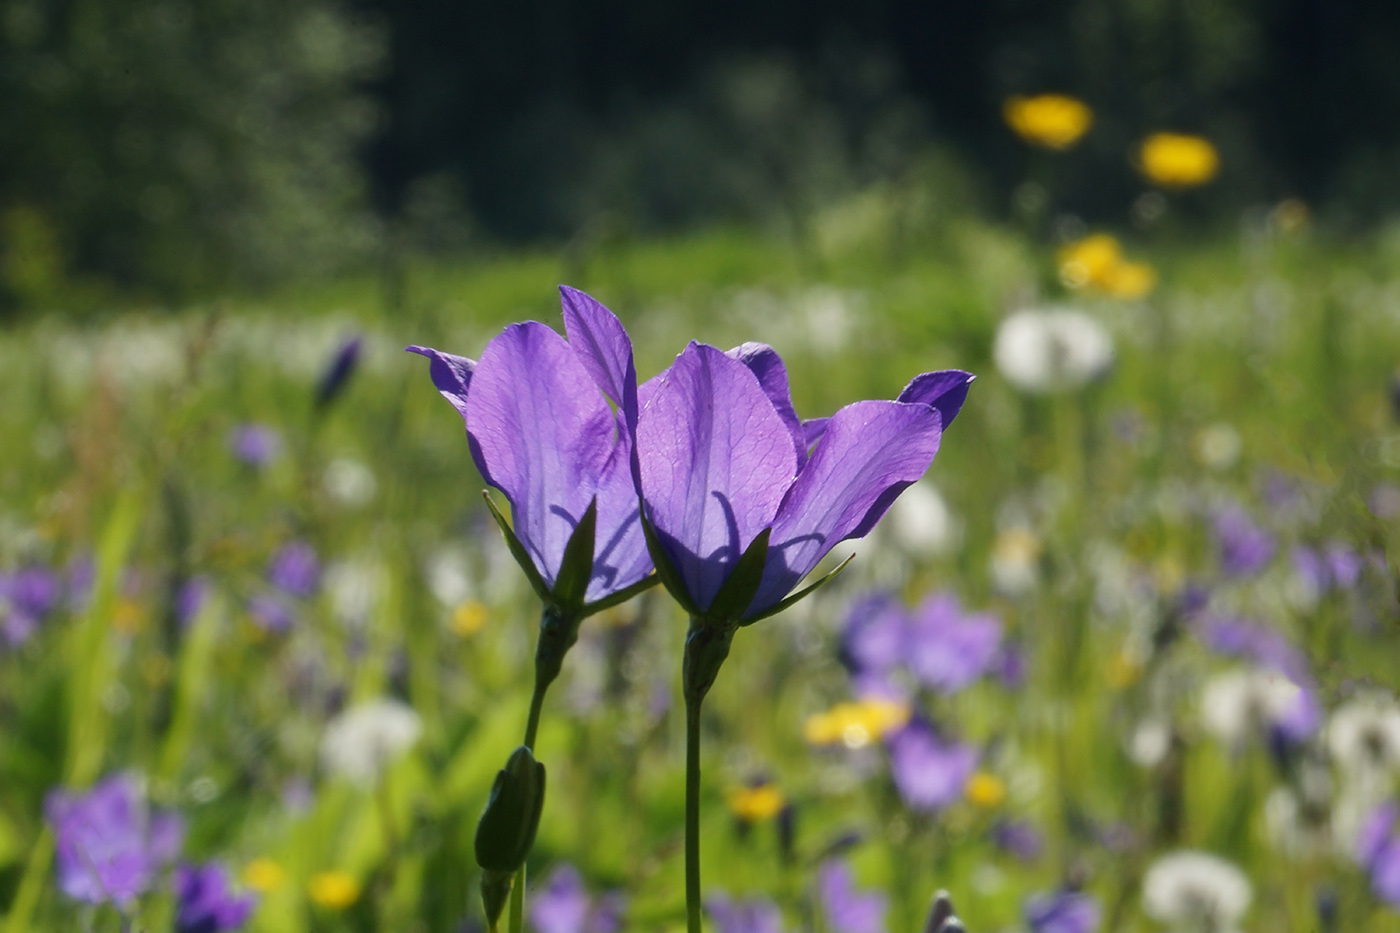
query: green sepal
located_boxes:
[705,527,772,625]
[482,491,550,602]
[550,497,598,611]
[474,745,547,874]
[580,572,660,618]
[481,869,513,933]
[740,552,855,626]
[640,509,700,615]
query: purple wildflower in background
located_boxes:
[528,865,626,933]
[1213,506,1275,578]
[841,595,908,681]
[227,424,283,468]
[887,721,977,812]
[1194,615,1312,687]
[906,593,1002,693]
[45,773,184,906]
[817,860,887,933]
[315,335,363,408]
[1356,802,1400,908]
[992,819,1043,861]
[634,337,972,621]
[268,542,320,598]
[247,593,295,633]
[410,287,654,605]
[706,893,785,933]
[1025,890,1101,933]
[174,862,257,933]
[995,641,1029,689]
[0,565,62,645]
[176,577,211,628]
[1293,542,1363,596]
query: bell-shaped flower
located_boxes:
[634,340,972,624]
[408,287,653,614]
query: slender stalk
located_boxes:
[523,679,548,751]
[685,694,704,933]
[508,867,526,933]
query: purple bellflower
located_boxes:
[227,424,283,468]
[409,287,655,616]
[268,542,320,598]
[634,341,972,626]
[817,860,887,933]
[1024,889,1101,933]
[528,865,626,933]
[706,893,784,933]
[887,720,978,812]
[992,819,1044,862]
[906,593,1002,694]
[174,862,257,933]
[1357,802,1400,908]
[45,773,184,906]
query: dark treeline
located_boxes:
[2,0,1399,304]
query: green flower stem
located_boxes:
[508,868,526,933]
[681,618,735,933]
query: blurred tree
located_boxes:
[0,0,383,307]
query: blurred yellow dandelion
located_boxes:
[450,599,488,636]
[727,782,786,822]
[1003,94,1094,150]
[308,871,360,909]
[1059,234,1156,299]
[964,772,1007,809]
[242,858,286,893]
[1138,133,1219,188]
[803,697,911,749]
[112,597,145,635]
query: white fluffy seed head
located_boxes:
[320,698,423,786]
[993,308,1114,393]
[1141,850,1251,931]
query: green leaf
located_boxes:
[640,510,699,615]
[551,498,597,610]
[482,490,550,602]
[706,527,771,624]
[741,552,855,626]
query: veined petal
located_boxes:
[468,323,617,588]
[751,399,945,614]
[636,342,799,611]
[587,431,653,601]
[406,346,476,421]
[728,342,806,464]
[560,286,639,432]
[897,369,975,430]
[802,417,830,450]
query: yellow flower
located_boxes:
[242,858,286,893]
[1059,234,1156,299]
[803,697,911,749]
[727,783,786,822]
[308,871,360,910]
[450,599,488,637]
[1003,94,1094,150]
[112,597,145,635]
[964,772,1006,809]
[1106,651,1142,689]
[1138,133,1219,188]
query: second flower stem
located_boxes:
[685,694,703,933]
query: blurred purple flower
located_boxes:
[706,892,784,933]
[227,424,283,468]
[1,565,62,645]
[529,865,625,933]
[45,773,184,906]
[247,593,295,633]
[176,577,211,628]
[634,337,972,621]
[841,595,908,679]
[174,862,256,933]
[1357,802,1400,908]
[994,641,1029,689]
[1194,615,1312,687]
[817,860,886,933]
[1213,507,1274,578]
[268,542,320,598]
[316,335,363,408]
[991,819,1043,862]
[1025,890,1101,933]
[410,287,653,605]
[887,722,977,812]
[906,593,1002,693]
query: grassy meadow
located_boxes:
[3,207,1400,933]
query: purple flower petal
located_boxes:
[751,399,944,614]
[1025,890,1101,933]
[707,893,785,933]
[817,860,887,933]
[468,323,621,590]
[896,369,975,431]
[559,286,639,431]
[406,346,476,421]
[175,861,257,933]
[268,542,320,598]
[802,417,830,449]
[841,595,909,677]
[728,343,807,466]
[636,342,798,611]
[906,593,1002,694]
